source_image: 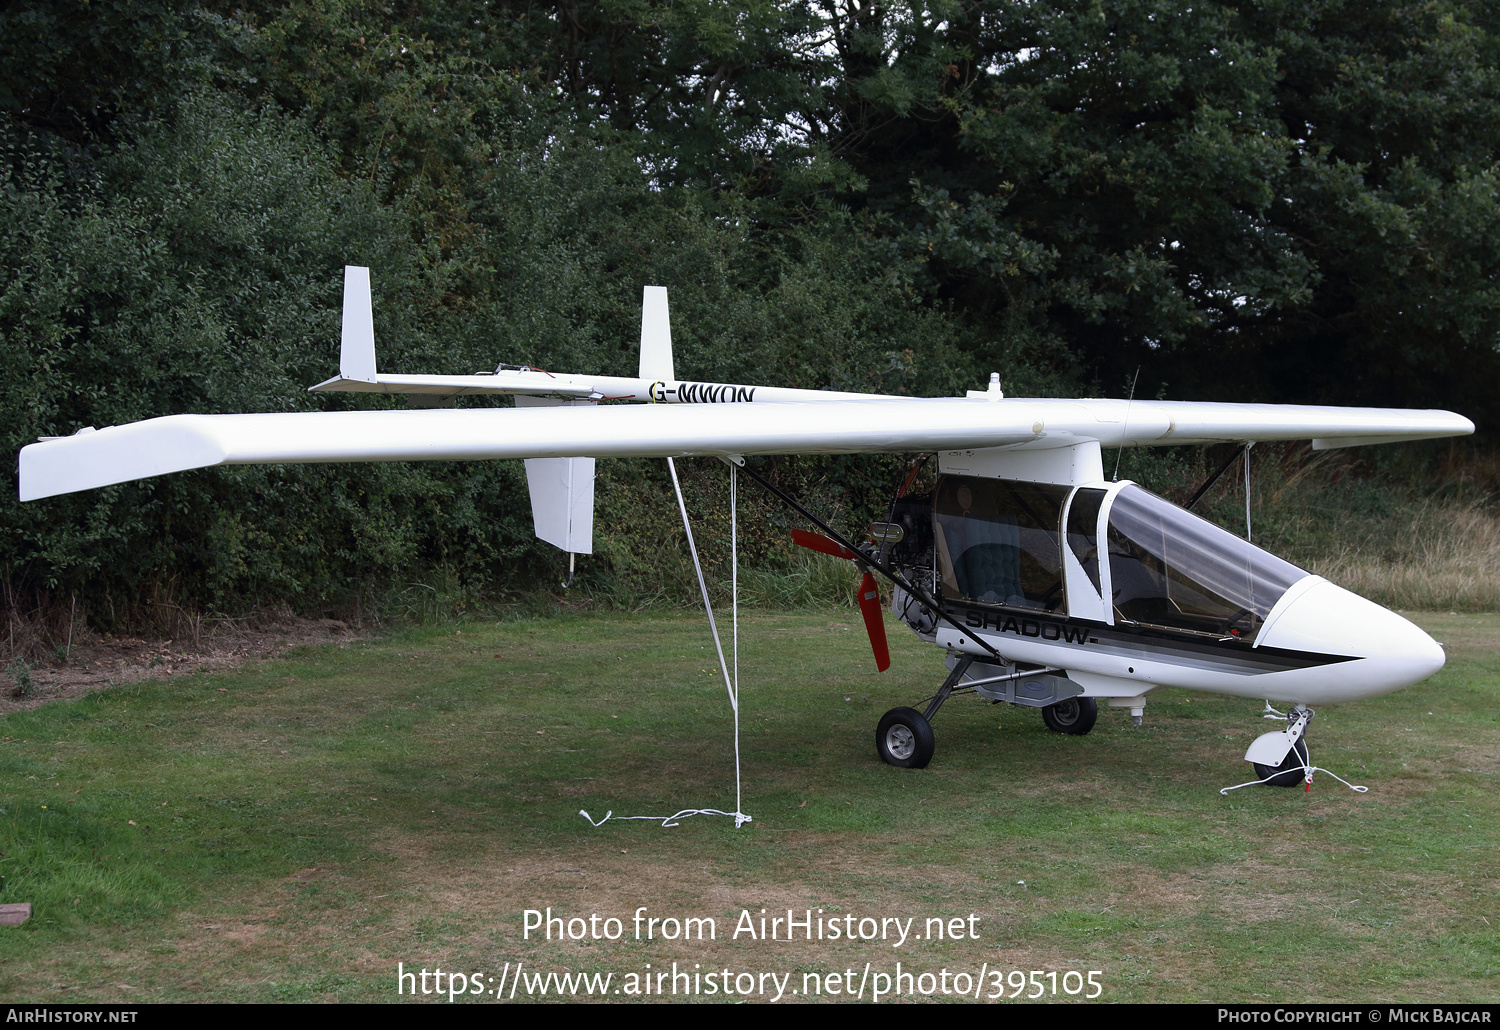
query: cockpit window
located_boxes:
[1106,485,1308,639]
[1066,487,1106,593]
[934,476,1070,610]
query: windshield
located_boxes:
[1106,485,1308,639]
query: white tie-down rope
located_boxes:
[580,458,752,830]
[731,461,742,819]
[1219,761,1370,795]
[1219,702,1368,794]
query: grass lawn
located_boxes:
[1,610,1496,1003]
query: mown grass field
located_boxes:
[1,610,1496,1003]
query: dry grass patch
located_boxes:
[0,617,361,715]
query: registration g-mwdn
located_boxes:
[19,269,1474,788]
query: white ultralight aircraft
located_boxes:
[18,267,1475,788]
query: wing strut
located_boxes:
[1184,444,1248,511]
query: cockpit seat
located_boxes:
[955,543,1026,606]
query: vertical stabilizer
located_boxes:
[638,285,675,382]
[516,396,596,554]
[341,266,378,382]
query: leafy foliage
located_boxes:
[0,1,1494,632]
[0,84,977,630]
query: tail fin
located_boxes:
[638,285,674,382]
[340,266,378,382]
[516,396,596,555]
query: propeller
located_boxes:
[791,529,891,672]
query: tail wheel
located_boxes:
[1042,696,1098,735]
[876,707,935,768]
[1254,738,1309,787]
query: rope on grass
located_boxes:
[579,808,747,829]
[1219,761,1370,795]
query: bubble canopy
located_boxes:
[1105,485,1309,639]
[933,477,1311,641]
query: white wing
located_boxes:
[18,397,1472,501]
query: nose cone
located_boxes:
[1257,577,1445,702]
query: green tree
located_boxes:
[807,1,1500,425]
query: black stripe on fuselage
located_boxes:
[944,602,1357,675]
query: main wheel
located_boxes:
[1042,696,1098,735]
[876,707,935,768]
[1254,737,1309,787]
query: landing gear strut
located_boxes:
[876,657,1100,767]
[1224,703,1370,795]
[1244,704,1314,788]
[875,657,970,768]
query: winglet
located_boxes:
[638,286,674,382]
[340,266,378,382]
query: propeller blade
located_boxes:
[856,571,891,672]
[791,530,887,669]
[791,528,857,560]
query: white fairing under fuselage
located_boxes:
[915,468,1445,707]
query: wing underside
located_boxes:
[18,397,1474,501]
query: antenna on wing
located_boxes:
[1112,366,1141,482]
[638,286,675,382]
[340,266,378,383]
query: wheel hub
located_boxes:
[885,724,915,760]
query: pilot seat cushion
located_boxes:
[957,543,1024,605]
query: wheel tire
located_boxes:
[1042,696,1098,735]
[876,707,935,768]
[1253,738,1309,788]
